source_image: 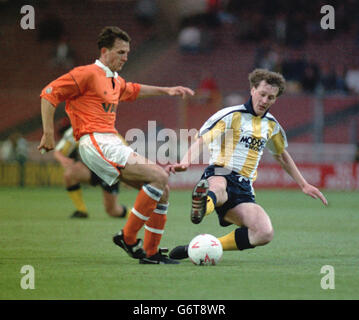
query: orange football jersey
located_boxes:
[40,61,141,140]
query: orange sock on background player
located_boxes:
[123,184,163,245]
[144,203,168,257]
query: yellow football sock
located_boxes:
[205,196,215,216]
[67,187,87,213]
[218,230,237,250]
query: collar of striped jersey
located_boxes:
[95,59,119,78]
[244,96,269,118]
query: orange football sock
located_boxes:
[123,184,163,245]
[144,203,168,257]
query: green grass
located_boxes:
[0,187,358,300]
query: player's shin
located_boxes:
[205,191,217,216]
[66,183,88,213]
[123,184,163,245]
[143,203,168,257]
[218,227,255,251]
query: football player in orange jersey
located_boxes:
[38,26,194,264]
[54,122,128,219]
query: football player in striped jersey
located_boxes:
[168,69,328,260]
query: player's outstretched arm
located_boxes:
[165,137,204,174]
[273,150,328,206]
[38,98,56,153]
[138,84,195,99]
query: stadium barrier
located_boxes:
[168,163,359,190]
[0,161,64,187]
[1,161,358,190]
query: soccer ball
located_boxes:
[188,234,223,266]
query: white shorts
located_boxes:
[79,133,133,186]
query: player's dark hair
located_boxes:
[97,26,131,50]
[248,69,286,97]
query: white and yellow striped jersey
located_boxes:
[55,127,78,157]
[199,99,288,182]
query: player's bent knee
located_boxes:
[63,168,78,185]
[153,167,169,188]
[160,184,170,202]
[258,227,274,245]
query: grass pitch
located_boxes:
[0,187,358,300]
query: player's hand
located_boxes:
[38,133,55,154]
[165,163,189,175]
[167,86,195,99]
[302,183,328,206]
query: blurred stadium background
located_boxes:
[2,0,359,302]
[1,0,359,190]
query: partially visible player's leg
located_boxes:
[121,152,168,190]
[170,174,229,259]
[142,185,168,258]
[208,176,228,205]
[206,176,227,214]
[220,202,274,249]
[63,161,92,218]
[98,178,128,218]
[120,177,171,256]
[170,203,273,260]
[79,135,175,262]
[171,171,273,260]
[64,161,92,185]
[117,153,177,263]
[120,153,168,244]
[102,189,127,218]
[191,175,227,224]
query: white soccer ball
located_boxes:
[188,234,223,266]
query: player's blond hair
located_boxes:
[249,69,286,97]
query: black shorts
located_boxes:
[201,165,255,227]
[90,170,119,194]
